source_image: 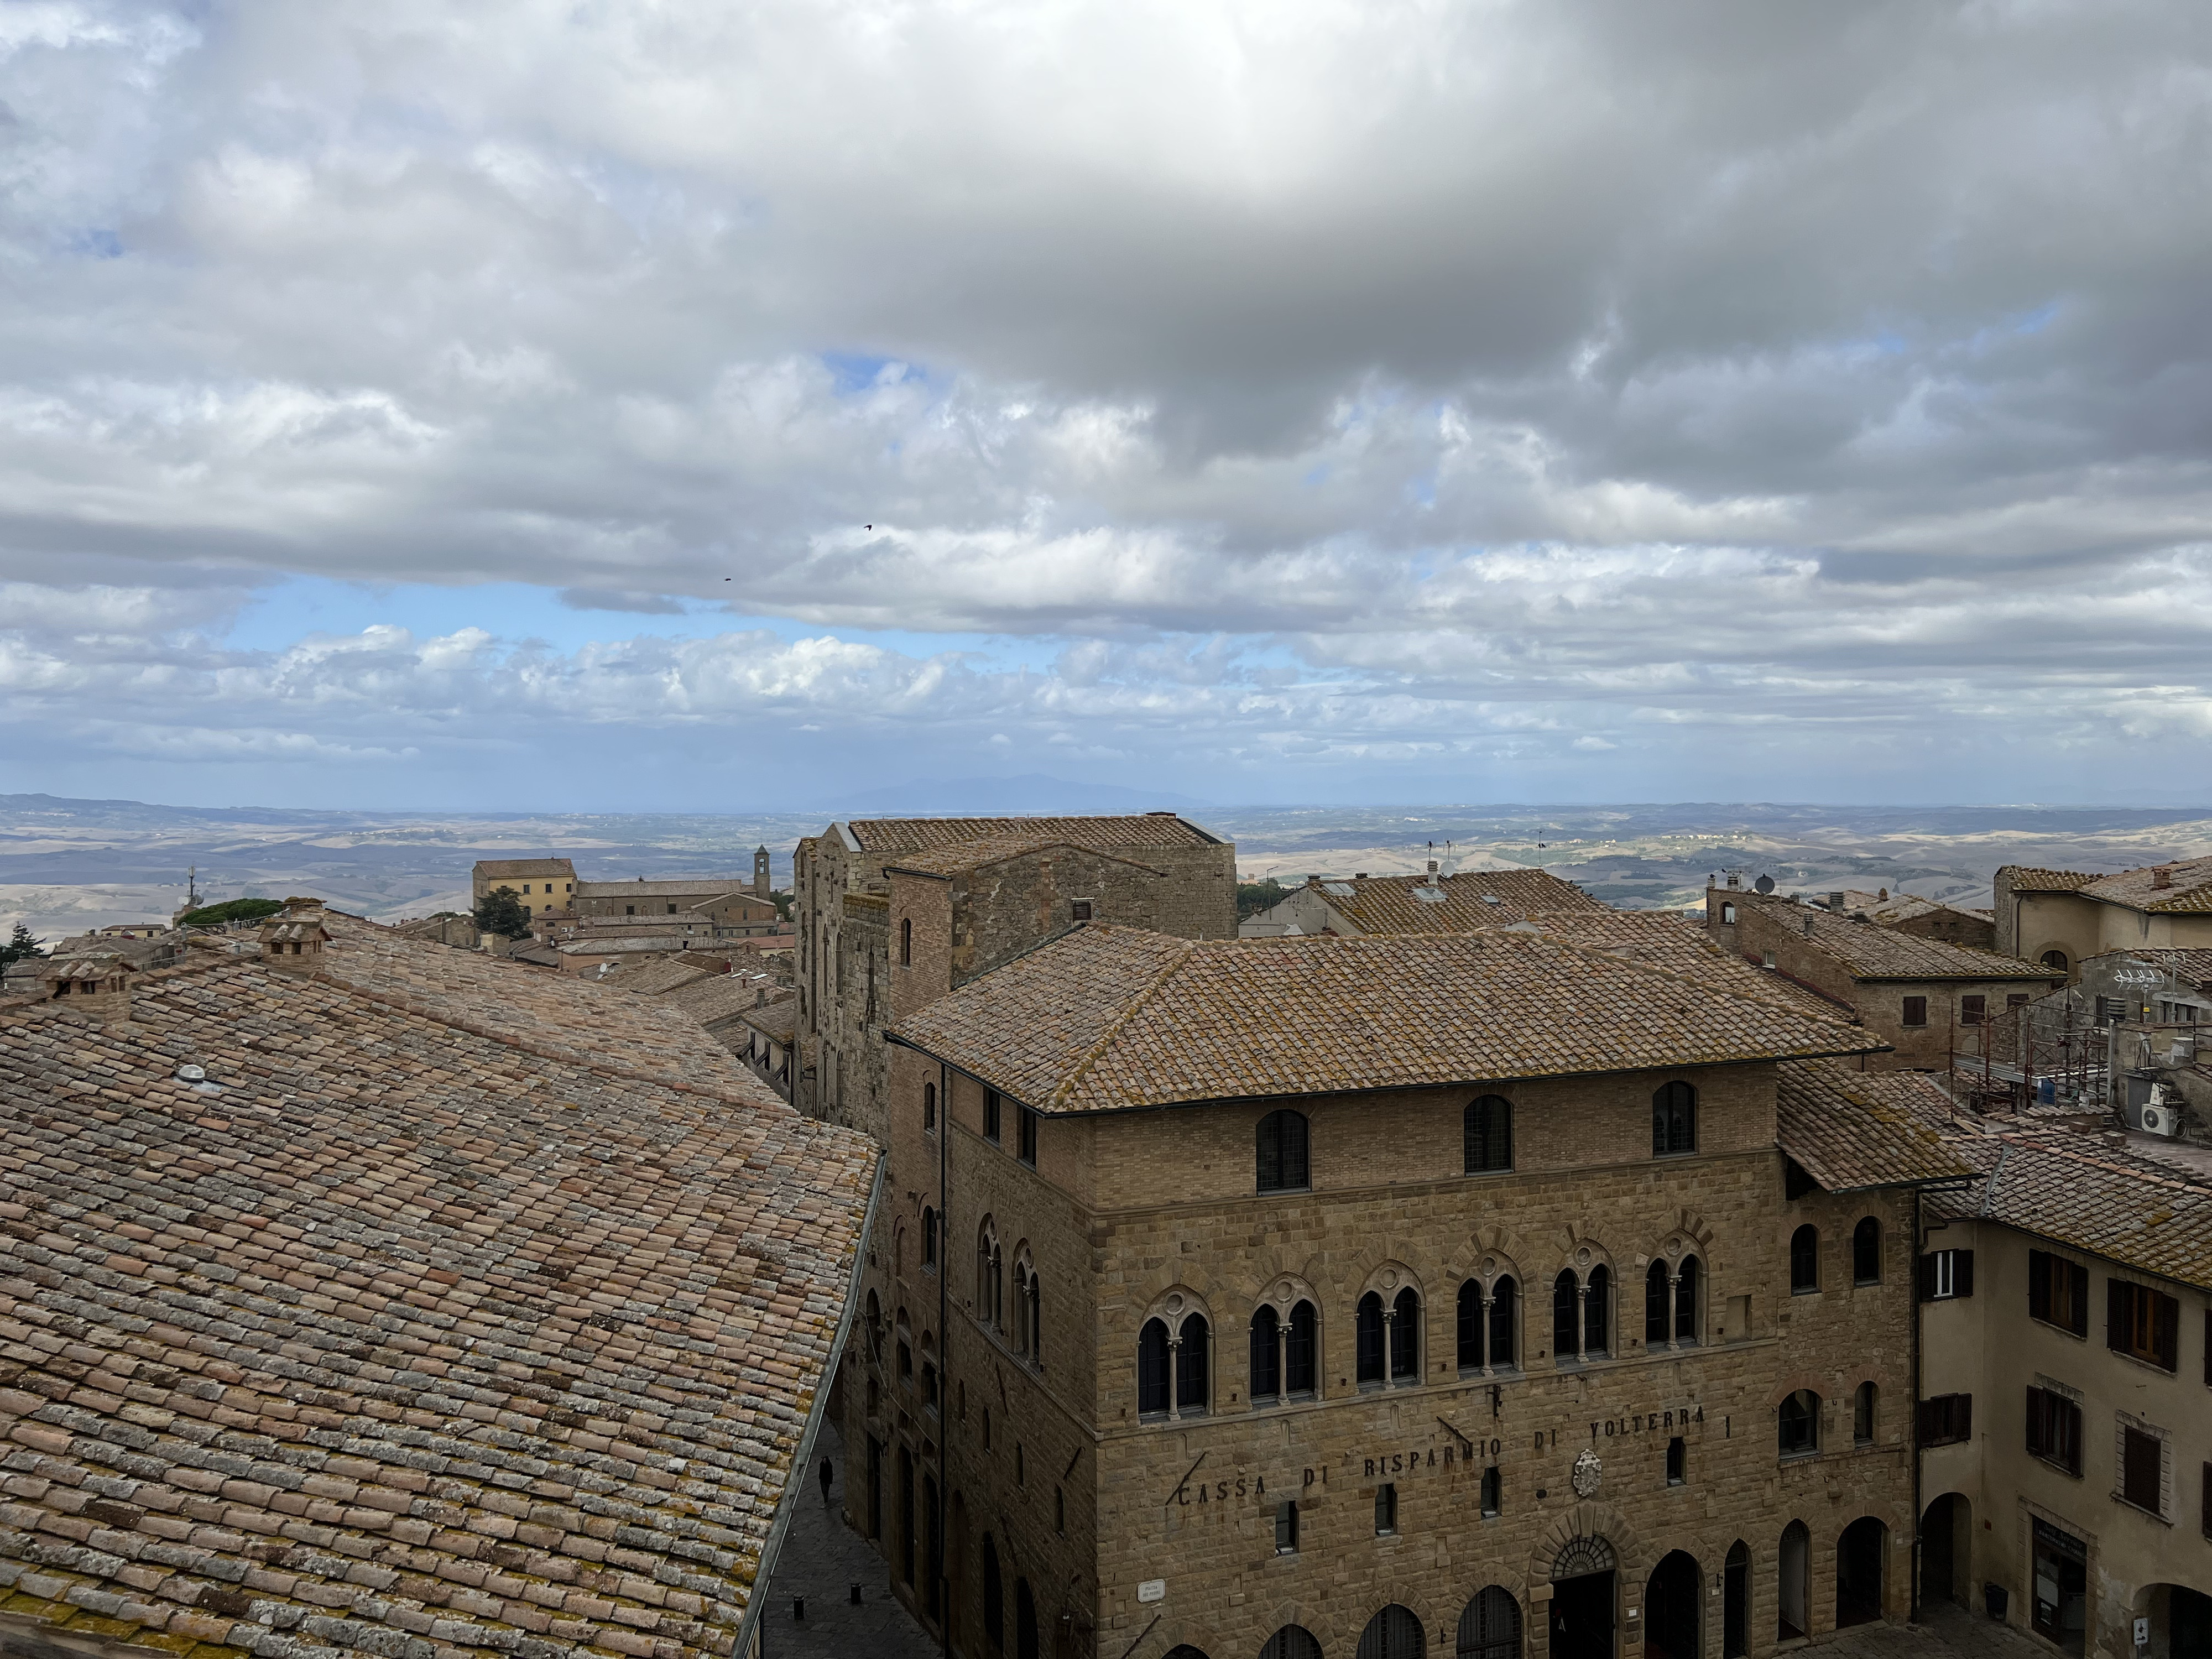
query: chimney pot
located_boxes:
[1726,873,1741,890]
[2153,867,2172,889]
[1829,891,1846,911]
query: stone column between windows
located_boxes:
[1575,1282,1589,1361]
[1479,1288,1494,1375]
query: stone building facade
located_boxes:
[471,855,575,918]
[1706,885,2062,1072]
[1914,1121,2212,1659]
[791,815,1237,1142]
[846,924,1970,1659]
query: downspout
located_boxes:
[736,1154,887,1659]
[1909,1183,1923,1625]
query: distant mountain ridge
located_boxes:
[828,774,1214,816]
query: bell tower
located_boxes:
[754,845,771,898]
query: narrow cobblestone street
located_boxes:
[759,1420,940,1659]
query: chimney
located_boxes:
[43,955,134,1022]
[2153,867,2172,889]
[1761,952,1777,971]
[1426,859,1441,887]
[1725,873,1741,890]
[259,896,332,971]
[1802,915,1815,937]
[1828,891,1846,911]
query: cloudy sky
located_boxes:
[3,0,2210,812]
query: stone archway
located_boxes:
[1548,1535,1616,1659]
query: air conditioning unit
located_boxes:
[2139,1103,2179,1138]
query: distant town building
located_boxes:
[1707,881,2063,1070]
[1240,864,1604,936]
[793,813,1236,1140]
[1996,857,2212,978]
[572,877,779,933]
[470,855,576,919]
[1809,890,1999,951]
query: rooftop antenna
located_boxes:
[186,865,199,908]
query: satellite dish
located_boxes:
[1754,875,1776,895]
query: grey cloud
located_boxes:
[558,587,687,614]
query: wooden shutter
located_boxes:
[2029,1251,2051,1322]
[2155,1293,2180,1371]
[2123,1428,2161,1512]
[2107,1277,2127,1353]
[1953,1250,1974,1297]
[2067,1261,2089,1337]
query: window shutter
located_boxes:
[2024,1387,2043,1458]
[2028,1252,2050,1323]
[2068,1262,2089,1337]
[1917,1399,1938,1443]
[1957,1394,1971,1441]
[2156,1294,2179,1371]
[2107,1278,2126,1353]
[1917,1253,1935,1301]
[1954,1250,1973,1298]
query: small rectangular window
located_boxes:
[2028,1250,2089,1338]
[1917,1394,1973,1447]
[2107,1280,2179,1371]
[1902,995,1928,1027]
[1374,1483,1397,1536]
[984,1091,1001,1144]
[2121,1426,2163,1515]
[1275,1500,1299,1553]
[1919,1249,1973,1301]
[1019,1107,1039,1168]
[1666,1437,1686,1485]
[1960,994,1985,1026]
[1070,900,1092,921]
[2025,1386,2083,1476]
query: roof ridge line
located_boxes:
[1486,928,1870,1036]
[1046,935,1199,1112]
[1992,1129,2200,1194]
[307,963,790,1118]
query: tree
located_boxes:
[1236,877,1290,920]
[179,898,285,928]
[473,886,534,939]
[0,923,46,967]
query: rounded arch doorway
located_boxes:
[1548,1535,1616,1659]
[1644,1551,1700,1659]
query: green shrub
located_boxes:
[179,898,286,927]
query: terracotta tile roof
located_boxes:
[891,925,1879,1114]
[659,978,771,1029]
[2087,948,2212,991]
[606,960,713,997]
[1928,1126,2212,1292]
[472,859,576,880]
[2007,859,2212,913]
[1489,912,1854,1021]
[739,1003,797,1043]
[844,814,1218,854]
[883,834,1170,880]
[314,917,755,1092]
[1734,891,2059,982]
[0,930,879,1659]
[1775,1062,1978,1191]
[1322,869,1605,933]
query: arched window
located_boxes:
[1357,1603,1426,1659]
[1458,1587,1522,1659]
[1250,1305,1281,1403]
[1015,1578,1037,1659]
[2040,948,2068,975]
[977,1221,1001,1327]
[1138,1319,1170,1417]
[1675,1255,1700,1344]
[865,1288,883,1359]
[1176,1313,1209,1416]
[1024,1266,1041,1364]
[1778,1389,1820,1456]
[1790,1225,1819,1293]
[1551,1271,1579,1360]
[1390,1286,1420,1381]
[1645,1259,1670,1345]
[1357,1291,1386,1385]
[1457,1280,1483,1371]
[1489,1276,1517,1370]
[1723,1540,1751,1658]
[923,1081,936,1131]
[1011,1251,1040,1364]
[1256,1110,1310,1193]
[1261,1629,1322,1659]
[1853,1381,1876,1445]
[922,1207,938,1271]
[982,1532,1002,1648]
[1584,1264,1610,1357]
[1852,1217,1881,1285]
[900,916,912,966]
[1287,1300,1318,1397]
[1652,1080,1697,1156]
[1464,1095,1512,1173]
